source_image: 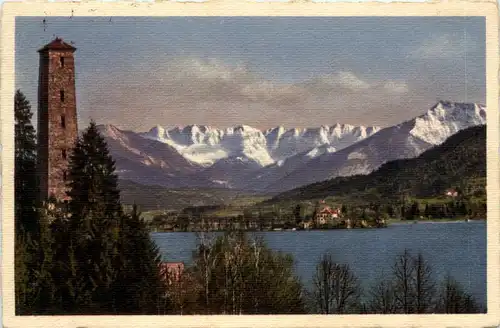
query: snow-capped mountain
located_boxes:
[139,122,379,189]
[142,123,379,167]
[101,101,486,193]
[264,101,486,192]
[142,124,274,167]
[265,124,380,161]
[98,124,218,188]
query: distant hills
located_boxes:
[118,179,261,212]
[267,124,486,204]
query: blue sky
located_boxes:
[15,16,485,131]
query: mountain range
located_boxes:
[99,101,486,193]
[267,124,486,204]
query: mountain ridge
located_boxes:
[263,101,486,192]
[266,124,486,204]
[140,122,381,166]
[99,101,486,193]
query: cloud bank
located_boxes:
[82,57,420,131]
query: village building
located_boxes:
[445,189,459,197]
[315,206,341,225]
[302,220,313,230]
[36,38,79,203]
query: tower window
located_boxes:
[61,115,66,128]
[60,56,65,67]
[62,149,67,160]
[63,170,67,181]
[60,90,65,102]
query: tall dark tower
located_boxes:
[37,38,78,202]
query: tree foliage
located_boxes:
[14,89,38,235]
[188,231,306,314]
[112,204,166,314]
[14,90,42,315]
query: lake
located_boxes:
[151,220,487,305]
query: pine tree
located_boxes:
[64,120,123,313]
[14,90,40,315]
[30,207,56,313]
[14,89,38,235]
[50,212,79,313]
[112,204,166,314]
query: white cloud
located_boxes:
[409,33,474,59]
[384,81,409,94]
[335,71,371,90]
[306,71,371,91]
[83,57,420,130]
[168,58,251,81]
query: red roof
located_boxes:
[319,207,340,215]
[38,38,77,53]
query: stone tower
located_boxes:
[37,38,78,202]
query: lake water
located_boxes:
[151,221,487,305]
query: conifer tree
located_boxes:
[14,90,40,315]
[112,204,166,314]
[29,207,56,313]
[14,89,38,235]
[50,211,79,313]
[64,120,123,313]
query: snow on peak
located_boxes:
[140,122,379,168]
[410,101,486,145]
[148,125,168,139]
[263,124,380,161]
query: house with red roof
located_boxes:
[315,206,341,225]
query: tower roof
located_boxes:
[38,38,76,53]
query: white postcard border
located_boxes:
[1,1,498,327]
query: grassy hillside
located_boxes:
[267,125,486,204]
[118,179,267,212]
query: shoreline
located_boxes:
[387,218,486,225]
[150,218,486,233]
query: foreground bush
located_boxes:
[169,231,307,314]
